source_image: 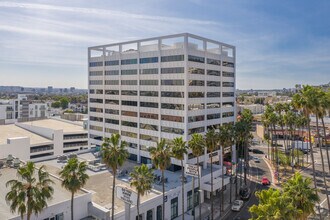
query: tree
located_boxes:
[283,172,320,219]
[130,164,154,220]
[278,151,290,175]
[189,133,205,220]
[205,129,219,220]
[59,97,69,109]
[319,90,330,172]
[101,134,128,220]
[6,162,54,220]
[149,139,171,220]
[59,158,89,220]
[171,137,188,220]
[51,101,61,108]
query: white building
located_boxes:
[257,91,276,97]
[0,118,89,161]
[238,104,264,115]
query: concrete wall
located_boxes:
[256,124,265,140]
[0,137,31,161]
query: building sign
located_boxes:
[116,185,138,205]
[185,164,200,177]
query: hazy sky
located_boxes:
[0,0,329,89]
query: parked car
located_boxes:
[231,200,244,211]
[239,185,251,200]
[261,176,271,185]
[252,149,264,154]
[253,156,260,163]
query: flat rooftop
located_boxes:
[0,164,85,219]
[21,119,86,133]
[0,124,51,145]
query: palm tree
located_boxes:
[171,137,188,220]
[284,110,296,172]
[261,112,271,160]
[6,161,54,220]
[59,158,89,220]
[240,109,253,184]
[149,138,171,220]
[101,134,128,220]
[318,90,330,172]
[275,103,287,152]
[205,129,219,220]
[130,164,154,220]
[283,172,320,219]
[189,133,205,220]
[218,124,235,212]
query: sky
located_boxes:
[0,0,329,90]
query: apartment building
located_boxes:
[88,33,236,168]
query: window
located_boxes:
[105,60,119,66]
[89,71,103,76]
[207,113,221,120]
[157,205,162,220]
[140,112,158,120]
[140,123,158,131]
[207,81,221,87]
[96,89,103,94]
[189,80,204,86]
[207,103,221,109]
[171,197,178,219]
[105,99,119,105]
[161,103,184,110]
[140,91,158,97]
[161,55,184,62]
[122,110,138,117]
[121,80,137,85]
[122,100,138,106]
[90,107,103,113]
[161,92,184,98]
[223,71,234,77]
[222,61,234,67]
[188,115,204,122]
[128,142,138,149]
[89,89,95,94]
[188,55,205,63]
[140,68,158,75]
[161,115,184,123]
[90,125,102,132]
[140,80,158,86]
[188,67,204,75]
[105,90,119,95]
[207,58,221,65]
[161,126,184,135]
[223,102,234,107]
[223,92,235,97]
[140,102,158,108]
[147,209,153,220]
[140,57,158,64]
[140,134,158,142]
[121,59,137,65]
[90,98,103,103]
[207,70,221,76]
[122,121,138,128]
[105,118,119,125]
[189,92,204,98]
[89,80,102,85]
[161,80,184,86]
[161,67,184,74]
[188,103,204,110]
[223,112,234,118]
[105,70,119,75]
[188,127,205,134]
[187,189,199,210]
[223,82,235,87]
[105,128,119,134]
[89,61,102,67]
[121,69,137,75]
[105,109,119,115]
[121,90,137,96]
[121,131,137,138]
[105,80,119,85]
[207,92,220,97]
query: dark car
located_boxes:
[252,149,264,154]
[239,185,251,200]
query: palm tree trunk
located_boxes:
[210,153,214,220]
[243,139,248,185]
[316,116,330,211]
[137,194,140,220]
[197,156,202,220]
[221,147,225,214]
[181,160,185,220]
[291,129,295,173]
[112,170,116,220]
[321,117,330,172]
[162,169,165,220]
[274,125,279,183]
[71,191,74,220]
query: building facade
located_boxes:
[88,33,236,167]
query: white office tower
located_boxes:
[88,33,236,168]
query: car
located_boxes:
[261,176,271,185]
[239,185,251,200]
[231,200,244,211]
[253,156,260,163]
[252,149,264,154]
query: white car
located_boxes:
[231,200,244,211]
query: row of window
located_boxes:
[92,80,233,87]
